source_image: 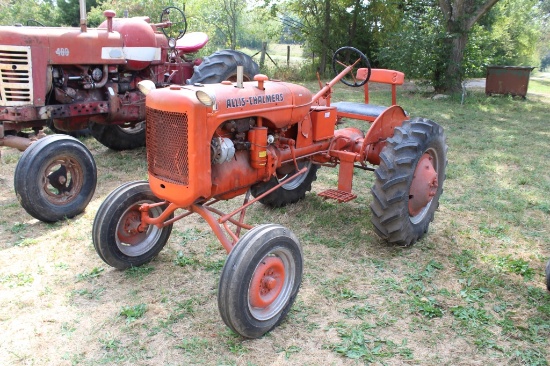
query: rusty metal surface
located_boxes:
[485,66,535,98]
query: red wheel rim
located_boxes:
[409,153,438,217]
[249,257,285,308]
[117,204,147,246]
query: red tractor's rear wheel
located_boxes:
[218,224,303,338]
[14,135,96,222]
[187,50,259,85]
[370,118,447,246]
[250,160,318,208]
[92,181,173,269]
[89,122,146,151]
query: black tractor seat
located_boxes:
[332,102,388,122]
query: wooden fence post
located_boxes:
[260,42,267,69]
[287,45,290,67]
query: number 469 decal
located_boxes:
[55,48,70,57]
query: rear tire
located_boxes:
[218,224,303,338]
[92,181,173,269]
[89,122,146,151]
[251,161,317,208]
[370,118,447,246]
[188,50,259,84]
[14,135,96,222]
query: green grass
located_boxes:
[529,78,550,95]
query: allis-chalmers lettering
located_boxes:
[226,93,284,109]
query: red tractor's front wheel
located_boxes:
[370,118,447,246]
[92,181,174,269]
[218,224,303,338]
[14,135,96,222]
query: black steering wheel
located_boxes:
[26,19,46,26]
[159,6,187,40]
[332,46,371,87]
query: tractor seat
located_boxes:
[175,32,209,54]
[331,102,387,122]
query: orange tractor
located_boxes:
[92,47,447,338]
[0,3,257,222]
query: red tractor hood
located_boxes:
[0,21,167,67]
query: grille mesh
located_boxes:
[146,107,189,185]
[0,46,32,105]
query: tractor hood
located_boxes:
[0,20,167,68]
[146,79,313,132]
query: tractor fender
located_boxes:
[361,105,408,165]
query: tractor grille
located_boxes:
[0,46,32,106]
[146,107,189,185]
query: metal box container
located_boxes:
[485,66,535,98]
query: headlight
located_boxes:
[196,90,216,107]
[137,80,156,95]
[168,37,177,48]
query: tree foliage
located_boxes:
[0,0,543,89]
[0,0,56,26]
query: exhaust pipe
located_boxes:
[80,0,87,32]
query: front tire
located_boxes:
[218,224,303,338]
[92,181,174,269]
[370,118,447,246]
[188,50,259,84]
[14,135,97,222]
[89,122,146,151]
[250,161,318,208]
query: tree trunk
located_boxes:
[435,30,469,93]
[348,0,361,46]
[436,0,501,92]
[318,0,331,75]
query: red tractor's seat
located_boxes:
[175,32,209,54]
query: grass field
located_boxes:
[0,81,549,365]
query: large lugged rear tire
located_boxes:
[188,50,259,84]
[218,224,303,338]
[14,135,97,222]
[250,161,318,208]
[370,118,447,246]
[89,122,146,151]
[92,181,174,269]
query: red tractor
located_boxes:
[92,47,448,338]
[0,3,258,222]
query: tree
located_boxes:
[436,0,501,92]
[57,0,98,26]
[185,0,246,50]
[0,0,56,26]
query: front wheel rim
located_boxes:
[248,247,295,321]
[42,157,83,205]
[115,201,163,256]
